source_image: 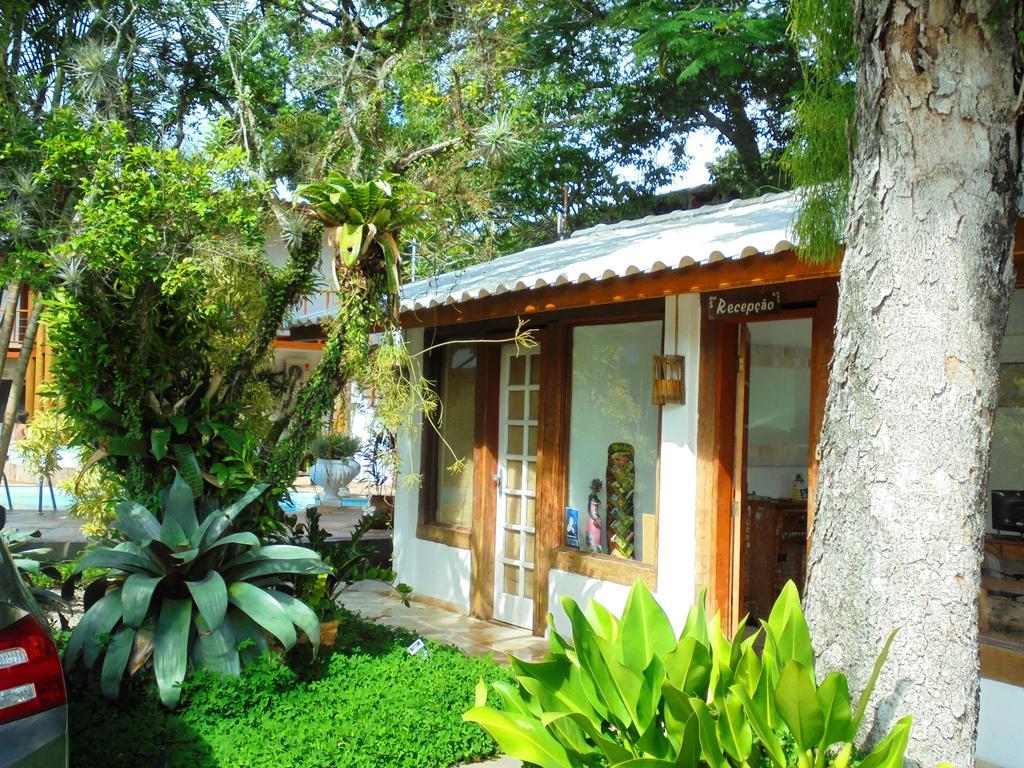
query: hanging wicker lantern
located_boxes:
[652,354,685,405]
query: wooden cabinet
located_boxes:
[741,498,807,621]
[981,536,1024,642]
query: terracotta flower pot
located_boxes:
[319,620,340,647]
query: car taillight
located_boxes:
[0,615,66,725]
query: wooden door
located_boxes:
[493,345,541,629]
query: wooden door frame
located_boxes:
[469,344,501,620]
[730,326,751,631]
[695,282,838,632]
[470,327,571,632]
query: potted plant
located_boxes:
[358,430,395,529]
[308,433,362,507]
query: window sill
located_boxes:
[417,522,471,550]
[552,547,656,589]
[980,638,1024,687]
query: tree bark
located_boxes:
[804,1,1022,765]
[0,282,23,382]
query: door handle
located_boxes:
[493,467,504,495]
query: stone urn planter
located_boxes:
[309,456,360,507]
[309,433,362,508]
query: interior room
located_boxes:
[739,317,812,622]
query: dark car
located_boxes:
[0,508,68,768]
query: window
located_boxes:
[983,290,1024,679]
[565,320,662,563]
[429,344,478,529]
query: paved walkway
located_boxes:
[1,482,390,549]
[336,580,548,664]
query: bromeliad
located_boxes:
[295,173,429,319]
[63,474,329,708]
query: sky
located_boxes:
[616,128,720,193]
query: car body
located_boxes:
[0,530,68,768]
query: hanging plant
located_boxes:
[295,173,431,319]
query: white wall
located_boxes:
[392,327,473,612]
[652,294,703,630]
[978,677,1024,767]
[547,569,633,635]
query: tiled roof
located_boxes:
[400,190,798,311]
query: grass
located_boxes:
[67,609,513,768]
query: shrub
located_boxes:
[63,475,328,708]
[466,580,918,768]
[68,609,512,768]
[311,433,362,460]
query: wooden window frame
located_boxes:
[980,640,1024,687]
[550,312,666,588]
[417,333,487,550]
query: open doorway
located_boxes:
[731,317,813,627]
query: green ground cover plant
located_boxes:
[68,609,512,768]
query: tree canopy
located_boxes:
[2,0,805,275]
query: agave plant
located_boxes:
[0,527,65,612]
[63,475,329,708]
[295,173,428,299]
[466,580,921,768]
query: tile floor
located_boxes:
[335,580,549,664]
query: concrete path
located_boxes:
[1,505,86,559]
[0,485,390,550]
[336,580,548,664]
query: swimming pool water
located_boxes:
[1,484,360,514]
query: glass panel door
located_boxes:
[493,344,540,629]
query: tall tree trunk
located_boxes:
[0,300,42,472]
[0,282,23,382]
[804,1,1022,766]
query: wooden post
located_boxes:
[533,324,570,634]
[469,345,500,621]
[806,294,837,537]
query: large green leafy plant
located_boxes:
[43,128,327,531]
[0,527,65,613]
[63,476,329,709]
[296,173,428,309]
[466,581,926,768]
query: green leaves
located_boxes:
[65,479,327,708]
[775,660,824,751]
[462,707,575,768]
[228,581,297,650]
[466,579,912,768]
[164,473,198,537]
[296,173,428,311]
[187,571,228,631]
[172,443,204,495]
[121,574,163,628]
[858,716,913,768]
[620,579,676,668]
[114,500,162,544]
[154,598,191,708]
